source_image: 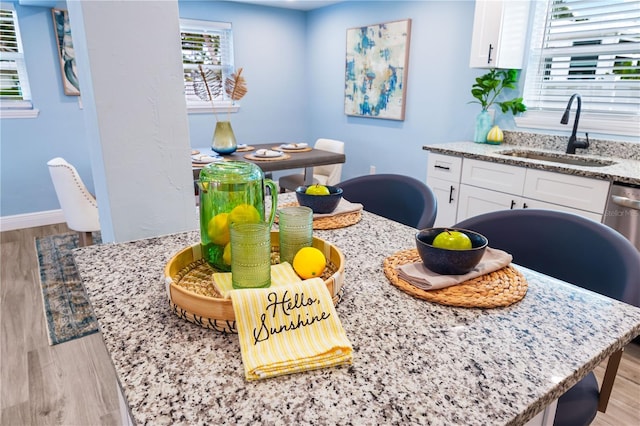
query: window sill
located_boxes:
[1,108,40,119]
[187,104,240,115]
[515,111,639,138]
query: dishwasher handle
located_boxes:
[611,195,640,211]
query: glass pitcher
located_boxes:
[198,161,277,271]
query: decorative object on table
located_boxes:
[235,144,254,152]
[191,153,220,164]
[47,157,100,247]
[277,199,363,230]
[339,173,437,229]
[469,68,526,143]
[278,206,313,265]
[36,232,101,345]
[197,161,277,271]
[344,19,411,121]
[295,185,343,214]
[51,9,80,96]
[230,222,272,289]
[192,65,247,154]
[414,227,488,275]
[273,143,312,153]
[279,138,345,193]
[213,262,301,299]
[486,125,504,144]
[230,278,353,380]
[383,249,527,308]
[165,233,345,333]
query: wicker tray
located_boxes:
[383,249,527,308]
[236,145,255,152]
[272,145,313,153]
[277,201,362,230]
[165,232,345,333]
[244,153,291,161]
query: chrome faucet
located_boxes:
[561,93,589,154]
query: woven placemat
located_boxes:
[383,249,528,308]
[236,146,255,152]
[277,201,362,230]
[244,153,291,161]
[272,146,313,153]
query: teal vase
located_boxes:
[473,110,493,143]
[212,121,237,155]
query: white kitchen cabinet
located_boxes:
[456,158,610,223]
[469,0,531,69]
[426,153,462,227]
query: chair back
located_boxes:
[313,138,345,185]
[455,209,640,307]
[339,174,437,229]
[47,157,100,233]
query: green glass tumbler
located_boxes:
[230,222,271,289]
[278,206,313,265]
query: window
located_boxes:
[180,19,237,114]
[517,0,640,137]
[0,3,36,118]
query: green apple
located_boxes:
[432,230,472,250]
[305,184,330,196]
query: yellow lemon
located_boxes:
[228,204,261,226]
[222,242,231,265]
[207,213,230,245]
[292,247,326,279]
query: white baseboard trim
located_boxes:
[0,210,65,232]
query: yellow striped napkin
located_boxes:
[230,278,353,380]
[212,262,302,299]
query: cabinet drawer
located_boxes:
[523,169,610,214]
[461,158,526,195]
[523,198,603,223]
[427,153,462,183]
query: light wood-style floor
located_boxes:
[1,224,639,425]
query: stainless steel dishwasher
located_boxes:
[603,182,640,251]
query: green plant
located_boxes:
[470,69,526,115]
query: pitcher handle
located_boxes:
[264,179,278,228]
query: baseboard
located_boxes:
[0,210,65,232]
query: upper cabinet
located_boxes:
[469,0,531,69]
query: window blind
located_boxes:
[0,3,32,109]
[522,0,640,117]
[180,19,234,108]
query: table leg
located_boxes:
[303,167,314,185]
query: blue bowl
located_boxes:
[415,228,488,275]
[295,185,343,214]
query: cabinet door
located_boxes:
[469,0,531,69]
[523,198,603,223]
[457,184,522,223]
[523,169,610,214]
[461,158,526,196]
[427,176,459,227]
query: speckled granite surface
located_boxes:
[423,132,639,185]
[74,193,640,426]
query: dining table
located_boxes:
[192,143,346,185]
[73,192,640,426]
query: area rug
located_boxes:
[36,232,101,345]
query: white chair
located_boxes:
[279,138,345,193]
[47,157,100,246]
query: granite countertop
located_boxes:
[423,131,640,185]
[74,193,640,426]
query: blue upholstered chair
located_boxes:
[338,174,438,229]
[455,209,640,426]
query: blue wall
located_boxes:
[1,0,483,219]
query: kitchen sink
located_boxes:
[497,150,617,167]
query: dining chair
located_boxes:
[47,157,100,246]
[278,138,345,193]
[454,209,640,426]
[338,174,437,229]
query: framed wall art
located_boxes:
[344,19,411,121]
[52,8,80,96]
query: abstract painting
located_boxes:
[344,19,411,121]
[52,9,80,96]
